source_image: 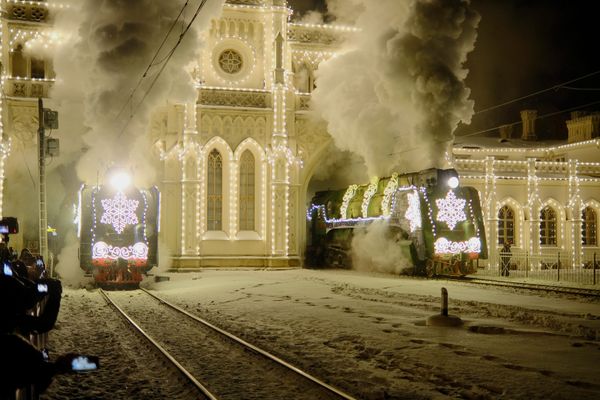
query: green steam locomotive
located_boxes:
[306,168,487,276]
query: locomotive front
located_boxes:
[306,168,487,276]
[77,171,159,289]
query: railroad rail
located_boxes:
[99,289,217,400]
[448,277,600,298]
[102,288,357,400]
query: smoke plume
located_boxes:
[3,0,222,273]
[312,0,480,177]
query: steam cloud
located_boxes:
[4,0,223,281]
[311,0,480,177]
[310,0,479,273]
[351,220,413,275]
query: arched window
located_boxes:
[207,149,223,231]
[11,45,27,77]
[30,57,45,79]
[582,207,597,246]
[497,205,515,245]
[239,150,255,231]
[540,206,557,246]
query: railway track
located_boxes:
[101,288,356,400]
[449,276,600,298]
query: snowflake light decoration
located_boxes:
[435,190,466,230]
[100,192,139,234]
[404,191,422,232]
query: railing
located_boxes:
[477,248,599,285]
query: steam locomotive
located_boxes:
[306,168,487,276]
[77,172,159,289]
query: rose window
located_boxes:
[218,49,243,74]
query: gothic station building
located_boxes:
[0,0,599,271]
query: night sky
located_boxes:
[289,0,600,141]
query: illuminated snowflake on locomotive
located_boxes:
[77,171,159,288]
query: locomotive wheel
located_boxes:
[426,259,435,278]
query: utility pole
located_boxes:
[38,98,48,263]
[37,99,58,265]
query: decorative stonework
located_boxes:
[295,118,330,161]
[199,113,267,149]
[198,88,268,108]
[288,26,338,45]
[8,4,47,22]
[218,49,243,74]
[225,0,265,5]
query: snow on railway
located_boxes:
[42,269,600,399]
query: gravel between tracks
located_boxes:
[40,288,205,400]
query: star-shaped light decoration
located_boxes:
[100,192,139,234]
[404,191,422,232]
[435,190,466,230]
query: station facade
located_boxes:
[0,0,599,270]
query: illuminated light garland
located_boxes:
[4,0,69,8]
[453,138,600,154]
[435,190,467,230]
[306,204,388,227]
[434,237,481,255]
[92,241,148,260]
[340,184,358,220]
[405,191,422,232]
[361,178,378,218]
[100,192,139,234]
[381,173,399,216]
[288,22,360,32]
[195,85,270,93]
[2,75,56,83]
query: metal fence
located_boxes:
[477,249,600,286]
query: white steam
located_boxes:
[50,0,223,187]
[312,0,480,177]
[351,220,413,275]
[3,0,223,270]
[54,230,87,287]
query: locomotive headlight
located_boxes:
[110,171,131,191]
[447,176,459,189]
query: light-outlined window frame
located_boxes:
[238,150,255,231]
[207,149,223,231]
[540,206,557,246]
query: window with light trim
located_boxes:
[582,207,597,246]
[207,149,223,231]
[497,205,515,245]
[239,150,255,231]
[540,206,557,246]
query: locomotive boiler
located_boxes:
[77,171,159,288]
[306,168,487,276]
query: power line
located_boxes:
[114,0,191,121]
[386,99,600,157]
[458,99,600,139]
[117,0,209,138]
[560,85,600,91]
[473,69,600,115]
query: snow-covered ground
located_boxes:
[43,268,600,399]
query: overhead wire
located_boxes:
[457,99,600,140]
[117,0,209,138]
[114,0,191,121]
[473,69,600,115]
[386,99,600,157]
